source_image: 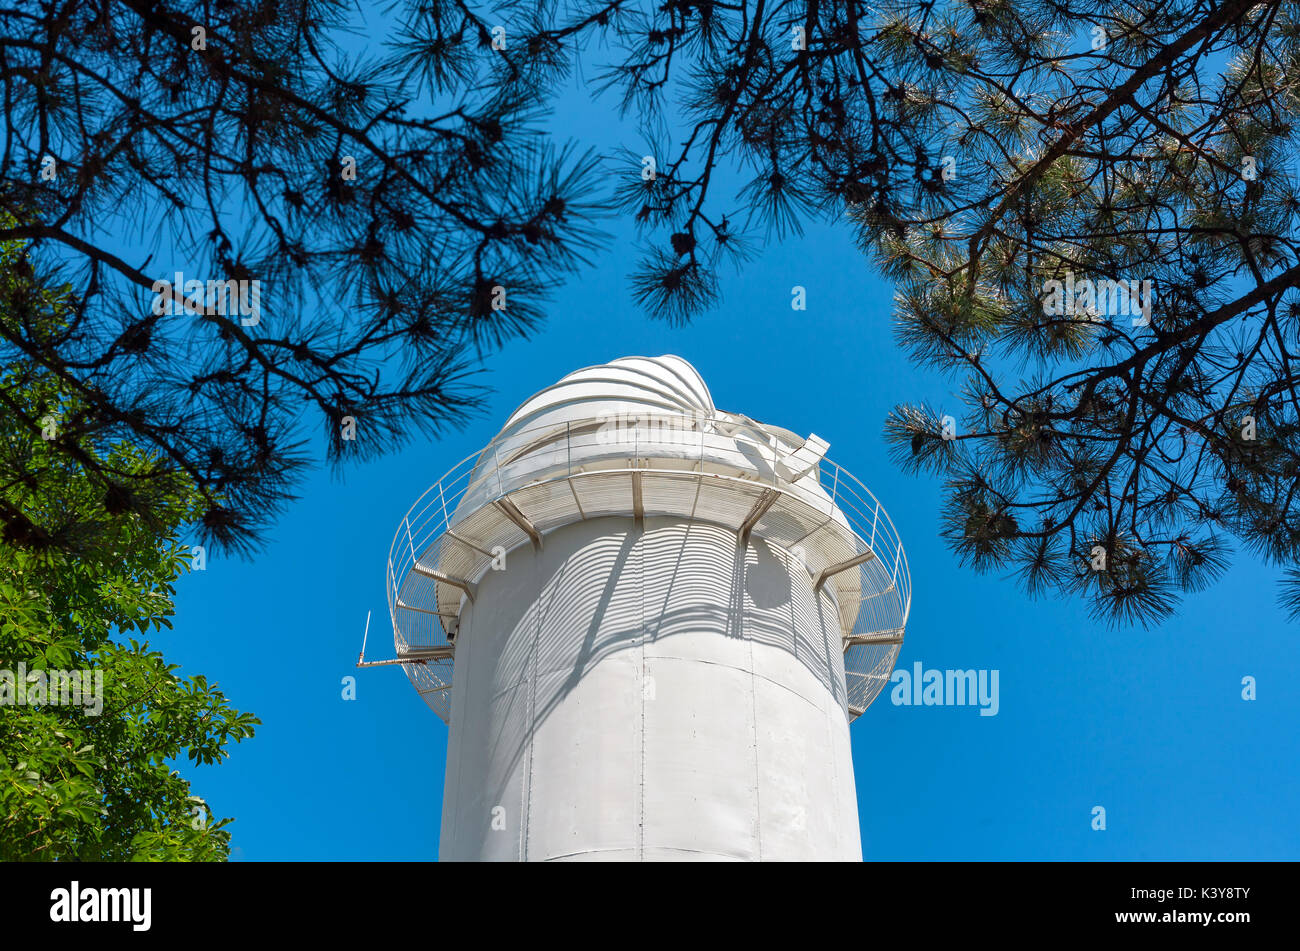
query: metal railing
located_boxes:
[386,411,911,720]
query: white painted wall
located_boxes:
[440,515,862,861]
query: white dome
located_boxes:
[498,355,714,436]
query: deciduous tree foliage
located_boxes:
[0,243,257,861]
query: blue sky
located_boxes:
[142,30,1300,862]
[162,207,1298,860]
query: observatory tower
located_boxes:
[385,356,909,861]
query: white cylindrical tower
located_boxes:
[386,356,909,861]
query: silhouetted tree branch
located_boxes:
[0,0,612,553]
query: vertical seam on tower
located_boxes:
[449,605,467,860]
[794,545,814,856]
[746,541,763,861]
[522,568,540,862]
[637,521,646,861]
[820,585,844,857]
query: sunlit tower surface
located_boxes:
[385,356,910,861]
